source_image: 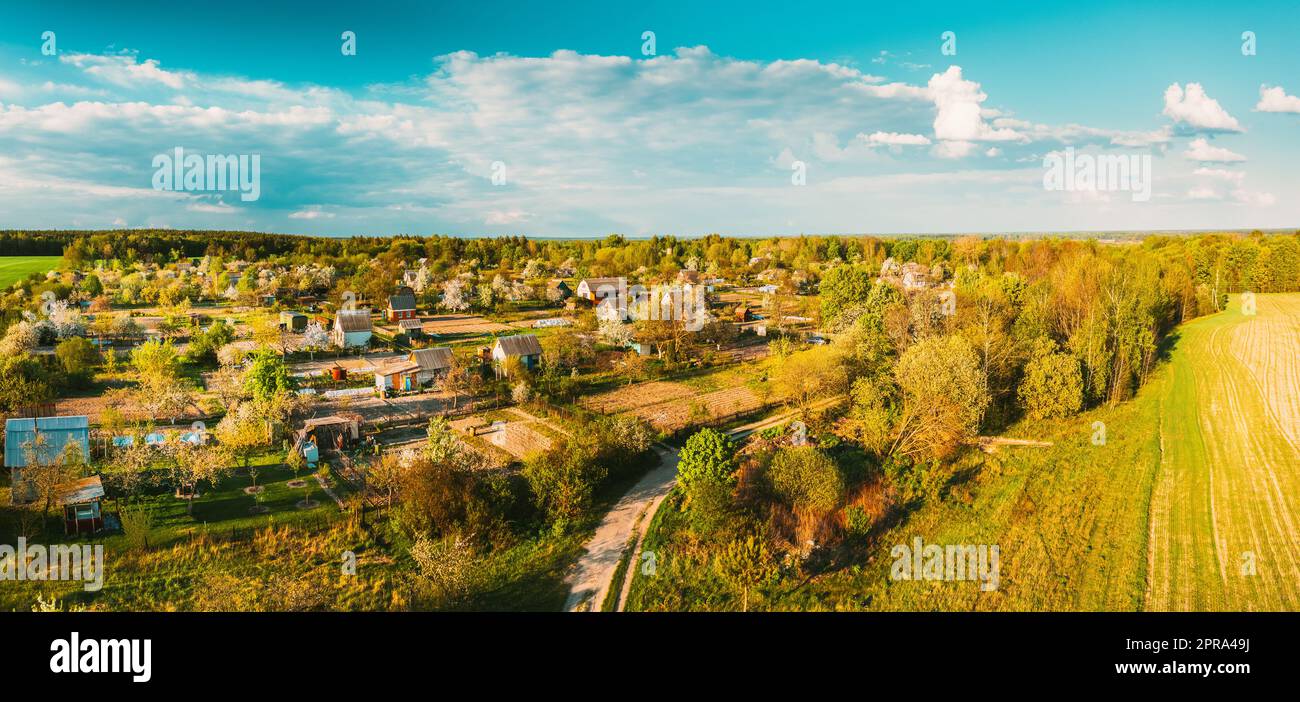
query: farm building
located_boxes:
[575,276,625,302]
[386,288,419,322]
[56,475,106,535]
[398,318,424,338]
[279,311,308,332]
[735,304,752,322]
[5,415,92,504]
[375,359,422,393]
[332,309,373,348]
[410,347,454,383]
[492,334,543,375]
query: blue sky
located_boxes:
[0,0,1297,237]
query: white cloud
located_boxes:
[1183,137,1245,162]
[928,66,1024,148]
[863,131,931,146]
[1255,85,1300,114]
[289,208,335,220]
[1186,186,1220,200]
[62,53,190,90]
[1162,83,1243,132]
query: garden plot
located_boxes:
[629,385,763,432]
[422,314,514,336]
[580,381,696,414]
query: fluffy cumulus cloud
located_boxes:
[1183,137,1246,162]
[0,46,1287,234]
[1163,83,1243,132]
[927,66,1023,148]
[1255,85,1300,114]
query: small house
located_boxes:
[374,359,423,393]
[5,416,92,505]
[279,311,308,332]
[900,262,931,290]
[398,318,424,339]
[575,277,625,302]
[56,475,105,535]
[410,347,454,384]
[491,334,543,375]
[735,304,752,322]
[332,309,373,348]
[386,287,419,323]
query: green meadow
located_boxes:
[0,256,62,289]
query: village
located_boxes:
[0,238,885,593]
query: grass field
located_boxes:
[1146,293,1300,610]
[629,294,1300,612]
[0,255,61,289]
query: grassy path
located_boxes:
[1146,294,1300,611]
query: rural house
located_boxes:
[375,347,454,392]
[374,359,422,393]
[410,347,454,383]
[386,287,419,322]
[575,276,625,302]
[279,311,308,332]
[491,334,543,375]
[332,309,373,348]
[4,415,92,504]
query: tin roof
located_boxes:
[493,333,543,357]
[410,347,453,370]
[335,309,372,333]
[55,475,104,506]
[5,416,91,469]
[387,292,418,311]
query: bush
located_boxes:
[766,446,843,515]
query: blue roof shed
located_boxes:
[4,416,91,468]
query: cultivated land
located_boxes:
[1147,293,1300,610]
[0,255,61,289]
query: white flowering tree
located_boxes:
[441,278,470,312]
[302,321,329,360]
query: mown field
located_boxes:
[629,294,1300,612]
[1146,293,1300,611]
[0,255,61,289]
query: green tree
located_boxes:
[1018,350,1084,420]
[892,334,990,461]
[819,264,874,328]
[678,428,738,499]
[55,336,99,384]
[243,348,294,402]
